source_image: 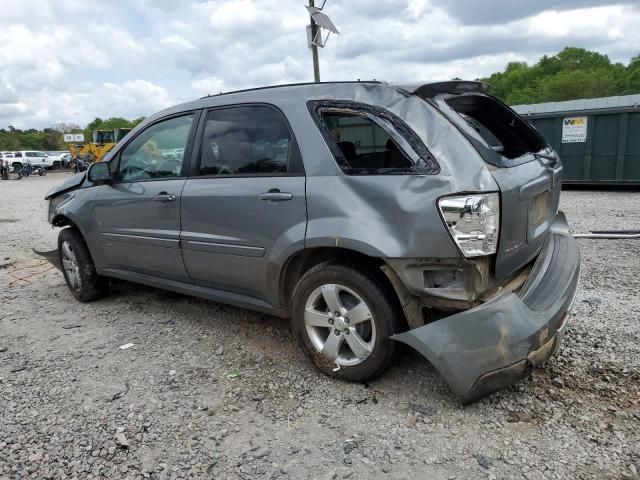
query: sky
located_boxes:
[0,0,639,129]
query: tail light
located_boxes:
[438,193,500,257]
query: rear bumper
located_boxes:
[392,212,580,403]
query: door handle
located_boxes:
[259,190,293,202]
[152,192,176,203]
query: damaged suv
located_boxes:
[44,81,580,403]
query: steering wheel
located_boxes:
[217,165,232,174]
[121,165,150,180]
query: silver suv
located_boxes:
[45,81,580,403]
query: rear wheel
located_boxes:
[291,262,403,382]
[58,228,108,302]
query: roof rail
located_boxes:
[200,80,386,99]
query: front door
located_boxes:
[180,105,307,304]
[94,113,197,281]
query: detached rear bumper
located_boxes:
[392,212,580,403]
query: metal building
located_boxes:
[513,94,640,185]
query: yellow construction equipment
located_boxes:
[68,128,132,168]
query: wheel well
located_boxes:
[280,247,396,314]
[51,214,76,229]
[51,217,98,267]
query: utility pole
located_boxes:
[305,1,338,83]
[309,0,321,83]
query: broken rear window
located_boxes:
[307,100,440,175]
[445,95,547,160]
[322,112,412,171]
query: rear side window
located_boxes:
[321,112,412,171]
[199,106,292,176]
[445,95,546,160]
[308,100,439,175]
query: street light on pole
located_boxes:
[305,0,339,83]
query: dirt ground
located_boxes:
[1,172,639,480]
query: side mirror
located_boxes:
[87,162,113,185]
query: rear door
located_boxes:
[489,158,561,278]
[180,104,307,303]
[435,93,562,279]
[93,113,198,281]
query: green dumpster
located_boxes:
[513,95,640,185]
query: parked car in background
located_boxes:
[57,152,72,168]
[1,152,18,171]
[46,151,68,168]
[44,80,581,403]
[8,151,55,170]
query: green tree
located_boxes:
[481,47,640,105]
[83,116,146,142]
[622,54,640,94]
[0,116,146,151]
[540,68,618,101]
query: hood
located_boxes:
[44,172,86,200]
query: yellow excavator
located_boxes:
[68,128,132,170]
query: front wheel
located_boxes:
[58,228,108,302]
[291,262,404,382]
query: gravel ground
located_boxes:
[1,172,639,480]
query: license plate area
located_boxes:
[527,191,550,242]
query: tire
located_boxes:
[58,228,108,302]
[291,261,403,382]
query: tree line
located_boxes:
[0,117,145,151]
[481,47,640,105]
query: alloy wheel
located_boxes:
[61,241,82,290]
[304,283,376,366]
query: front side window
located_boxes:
[199,106,291,176]
[118,114,194,182]
[26,152,38,158]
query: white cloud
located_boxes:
[190,76,226,97]
[0,0,639,129]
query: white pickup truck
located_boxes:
[1,151,58,170]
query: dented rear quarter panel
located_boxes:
[301,87,499,260]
